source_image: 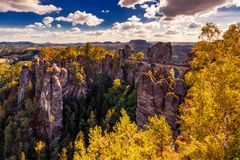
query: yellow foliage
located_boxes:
[19,152,26,160]
[131,51,145,60]
[35,141,46,154]
[113,79,121,87]
[72,109,180,160]
[59,147,68,160]
[179,22,240,159]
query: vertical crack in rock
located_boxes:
[17,64,30,105]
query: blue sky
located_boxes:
[0,0,239,43]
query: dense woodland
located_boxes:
[0,23,239,160]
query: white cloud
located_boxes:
[43,17,54,28]
[56,24,62,28]
[0,28,34,36]
[56,10,104,26]
[70,27,81,33]
[128,15,141,22]
[144,4,161,19]
[1,1,240,44]
[140,4,149,9]
[113,21,143,31]
[0,0,61,15]
[25,16,54,29]
[118,0,155,8]
[102,10,110,13]
[26,22,45,29]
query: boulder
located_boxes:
[147,42,172,64]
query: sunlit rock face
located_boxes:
[38,64,64,139]
[27,58,88,140]
[136,73,185,139]
[17,41,189,142]
[146,42,172,64]
[18,64,30,105]
[164,92,179,138]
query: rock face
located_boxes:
[173,78,186,103]
[17,58,89,140]
[17,64,30,105]
[38,64,65,139]
[16,41,189,142]
[136,73,184,138]
[35,61,88,139]
[164,93,179,138]
[136,73,156,128]
[128,39,150,54]
[146,42,172,64]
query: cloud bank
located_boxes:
[160,0,228,19]
[0,0,61,15]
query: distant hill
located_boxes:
[0,40,195,64]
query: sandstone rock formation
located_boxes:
[38,64,65,139]
[173,78,186,103]
[17,58,89,140]
[17,64,30,105]
[136,73,185,138]
[17,41,189,142]
[146,42,172,64]
[164,92,179,138]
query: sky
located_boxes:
[0,0,239,43]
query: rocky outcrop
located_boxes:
[17,64,30,105]
[173,78,186,103]
[147,42,172,64]
[128,39,150,54]
[28,58,88,140]
[17,41,189,142]
[136,73,185,138]
[136,73,156,129]
[164,92,179,138]
[38,64,65,139]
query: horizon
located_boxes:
[0,40,197,44]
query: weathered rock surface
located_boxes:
[17,64,30,105]
[38,64,64,139]
[136,73,185,138]
[147,42,172,64]
[17,41,189,142]
[173,78,186,103]
[136,73,156,129]
[164,92,179,138]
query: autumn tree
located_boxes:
[179,23,240,160]
[70,109,179,160]
[131,51,145,60]
[199,22,220,42]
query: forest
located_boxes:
[0,23,239,160]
